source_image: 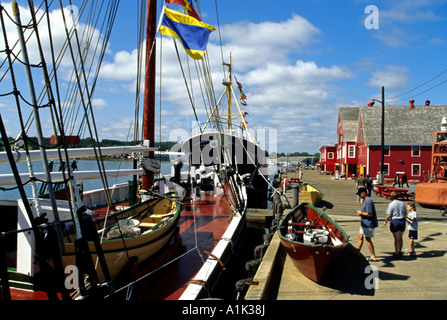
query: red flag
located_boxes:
[165,0,201,21]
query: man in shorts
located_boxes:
[357,187,379,261]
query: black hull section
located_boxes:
[183,132,269,209]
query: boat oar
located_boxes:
[322,226,343,246]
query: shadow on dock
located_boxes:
[318,244,375,296]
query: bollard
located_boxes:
[292,185,299,208]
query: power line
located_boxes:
[387,68,447,103]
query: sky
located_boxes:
[1,0,447,155]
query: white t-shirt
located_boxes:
[407,211,418,231]
[385,200,407,219]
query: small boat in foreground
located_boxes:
[299,183,324,206]
[278,202,348,283]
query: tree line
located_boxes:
[1,137,319,158]
[0,137,178,152]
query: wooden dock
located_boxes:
[245,169,447,300]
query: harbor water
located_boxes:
[0,159,176,201]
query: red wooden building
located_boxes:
[336,107,359,178]
[356,104,447,183]
[318,144,337,174]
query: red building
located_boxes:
[356,104,447,183]
[336,107,359,178]
[318,144,337,174]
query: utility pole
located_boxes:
[380,86,385,185]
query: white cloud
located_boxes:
[218,14,321,70]
[366,65,410,89]
[92,98,108,110]
[371,0,447,47]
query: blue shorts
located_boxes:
[408,230,418,240]
[390,218,406,233]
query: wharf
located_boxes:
[245,169,447,300]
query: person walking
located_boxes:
[405,202,418,256]
[384,191,407,258]
[356,187,379,261]
[366,174,373,197]
[401,172,409,188]
[356,174,367,203]
[393,174,401,187]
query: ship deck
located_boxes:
[126,189,235,300]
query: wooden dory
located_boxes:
[299,183,323,206]
[278,202,348,283]
[61,193,181,281]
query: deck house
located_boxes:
[356,104,447,183]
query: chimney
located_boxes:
[425,99,430,106]
[409,99,415,108]
[441,117,447,131]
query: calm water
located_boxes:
[0,159,175,201]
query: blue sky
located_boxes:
[2,0,447,154]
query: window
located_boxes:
[348,145,355,158]
[383,163,390,176]
[328,152,334,159]
[412,146,420,157]
[384,146,390,156]
[412,164,421,176]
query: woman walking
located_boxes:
[384,191,407,258]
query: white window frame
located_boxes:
[348,145,355,158]
[412,164,421,176]
[328,152,334,159]
[411,146,421,157]
[383,163,390,176]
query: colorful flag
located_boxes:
[165,0,201,21]
[235,76,243,90]
[159,7,215,60]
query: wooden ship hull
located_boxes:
[183,131,269,209]
[11,191,181,286]
[278,202,348,283]
[299,183,324,206]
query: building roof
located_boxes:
[338,107,359,141]
[319,144,336,151]
[360,105,447,145]
[341,120,358,141]
[339,107,360,122]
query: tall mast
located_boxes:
[142,0,157,190]
[224,54,232,132]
